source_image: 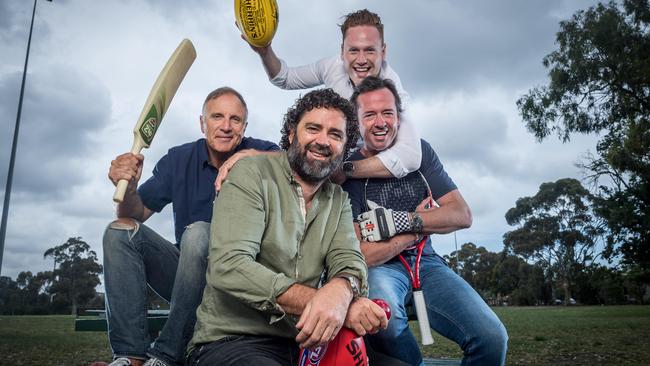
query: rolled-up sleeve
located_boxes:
[207,161,296,314]
[270,58,328,90]
[325,196,369,296]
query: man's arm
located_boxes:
[214,149,281,192]
[417,189,472,235]
[249,43,282,80]
[356,225,420,267]
[108,153,154,222]
[247,40,327,90]
[293,194,375,348]
[208,161,298,311]
[357,189,471,266]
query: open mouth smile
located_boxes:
[353,65,372,74]
[372,126,389,137]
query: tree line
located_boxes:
[445,239,646,306]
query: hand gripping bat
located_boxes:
[113,39,196,203]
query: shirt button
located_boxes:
[298,255,303,260]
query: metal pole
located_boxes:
[0,0,39,276]
[454,231,459,274]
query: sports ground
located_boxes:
[1,305,649,365]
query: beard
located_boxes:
[287,136,344,183]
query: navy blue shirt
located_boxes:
[138,137,280,245]
[342,139,456,256]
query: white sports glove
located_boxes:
[357,200,412,242]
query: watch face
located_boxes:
[343,161,354,176]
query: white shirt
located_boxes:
[270,56,421,178]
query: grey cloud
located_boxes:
[0,1,28,40]
[0,65,111,197]
[368,0,598,95]
[0,0,55,45]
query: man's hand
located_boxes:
[214,149,259,192]
[238,32,272,55]
[344,298,389,337]
[357,200,412,241]
[108,153,144,193]
[295,278,352,350]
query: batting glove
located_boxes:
[358,200,412,242]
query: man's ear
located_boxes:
[288,128,295,143]
[200,115,206,134]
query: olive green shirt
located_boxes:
[189,153,368,350]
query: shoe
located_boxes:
[143,357,170,366]
[107,358,131,366]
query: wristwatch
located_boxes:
[339,274,361,298]
[410,212,424,233]
[342,161,355,178]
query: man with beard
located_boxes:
[343,77,508,366]
[187,89,388,366]
[243,9,421,183]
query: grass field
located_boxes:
[1,305,649,365]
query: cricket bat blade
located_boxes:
[113,39,196,203]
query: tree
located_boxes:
[445,242,500,296]
[504,178,603,305]
[573,264,625,304]
[516,0,650,268]
[0,276,20,315]
[44,237,102,315]
[15,270,53,314]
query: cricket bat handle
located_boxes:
[113,140,146,203]
[413,290,434,345]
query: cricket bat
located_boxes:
[113,39,196,203]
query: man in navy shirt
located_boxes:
[342,77,508,366]
[103,87,279,366]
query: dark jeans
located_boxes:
[187,335,300,366]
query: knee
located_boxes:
[103,218,138,251]
[179,221,210,258]
[382,314,410,339]
[488,322,509,352]
[470,320,508,360]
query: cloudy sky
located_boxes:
[1,0,601,281]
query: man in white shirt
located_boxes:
[244,9,421,181]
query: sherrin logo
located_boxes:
[235,0,279,47]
